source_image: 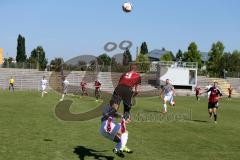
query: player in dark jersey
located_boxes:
[227,85,233,99]
[194,86,201,101]
[80,81,88,96]
[201,81,223,123]
[111,64,141,117]
[94,79,101,102]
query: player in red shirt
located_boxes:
[227,85,233,99]
[80,81,88,96]
[113,64,141,116]
[201,81,223,123]
[194,86,201,101]
[94,79,101,101]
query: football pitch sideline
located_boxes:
[0,91,240,160]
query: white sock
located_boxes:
[41,92,44,97]
[120,132,128,150]
[61,94,65,100]
[163,104,167,112]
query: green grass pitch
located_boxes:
[0,91,240,160]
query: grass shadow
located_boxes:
[73,146,114,160]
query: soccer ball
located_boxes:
[122,2,133,13]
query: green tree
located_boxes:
[2,57,14,68]
[110,57,130,72]
[184,42,202,68]
[140,42,148,55]
[136,53,150,72]
[16,34,27,63]
[176,49,183,61]
[219,52,231,77]
[220,52,231,70]
[111,58,119,72]
[88,60,97,71]
[50,58,63,72]
[229,50,240,76]
[78,61,87,71]
[160,52,173,61]
[207,41,225,76]
[98,53,111,66]
[29,46,48,70]
[136,53,149,63]
[2,58,8,68]
[169,51,175,61]
[123,48,132,65]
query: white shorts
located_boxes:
[63,88,68,94]
[163,95,174,104]
[99,120,120,141]
[41,85,46,91]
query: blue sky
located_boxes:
[0,0,240,61]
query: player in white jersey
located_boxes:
[100,100,132,158]
[40,76,48,97]
[160,79,176,113]
[60,76,70,101]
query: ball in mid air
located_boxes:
[122,2,133,13]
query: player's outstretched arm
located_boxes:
[200,88,211,95]
[218,89,223,99]
[172,88,176,96]
[159,89,163,99]
[133,85,139,97]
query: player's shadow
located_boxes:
[192,120,208,123]
[143,109,160,113]
[73,146,114,160]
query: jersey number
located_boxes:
[125,72,133,79]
